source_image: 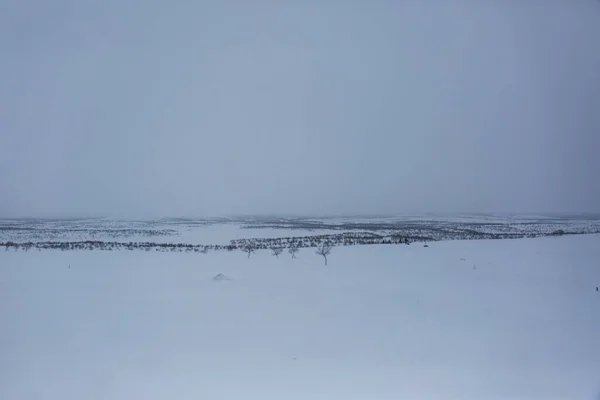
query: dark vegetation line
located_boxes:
[0,229,582,253]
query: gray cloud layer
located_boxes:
[1,1,599,218]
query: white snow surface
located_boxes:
[1,234,600,399]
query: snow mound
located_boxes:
[212,273,231,281]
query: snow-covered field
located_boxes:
[1,232,599,399]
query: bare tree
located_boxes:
[199,246,209,254]
[242,245,255,259]
[288,246,299,259]
[315,243,332,266]
[271,247,283,258]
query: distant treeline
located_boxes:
[0,229,582,253]
[0,227,176,242]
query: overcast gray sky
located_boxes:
[1,1,599,218]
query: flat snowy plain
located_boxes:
[1,223,600,399]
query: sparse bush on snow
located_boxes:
[242,245,256,259]
[271,247,283,258]
[316,243,333,266]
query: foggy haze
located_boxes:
[1,1,599,218]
